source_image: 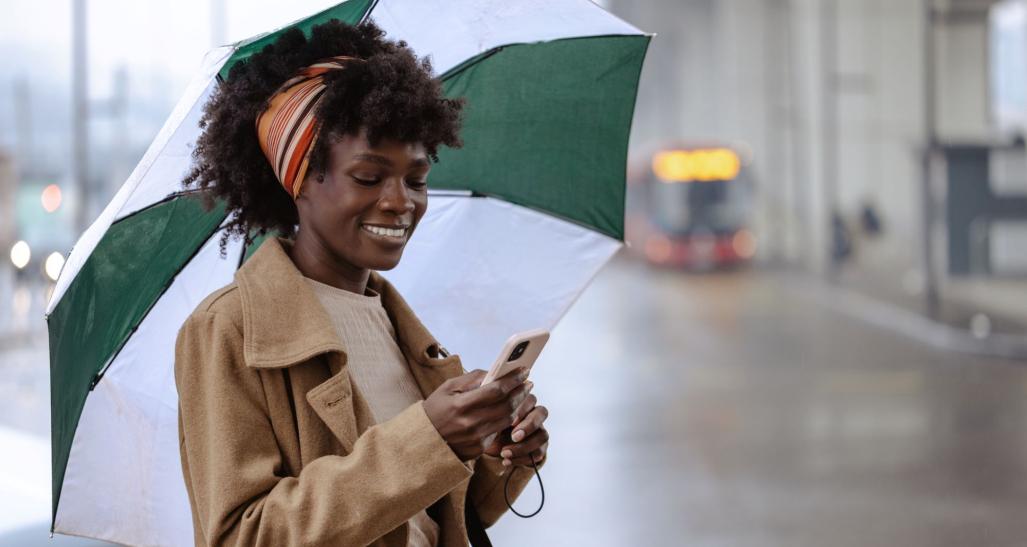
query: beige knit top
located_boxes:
[305,276,441,547]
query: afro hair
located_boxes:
[182,19,465,251]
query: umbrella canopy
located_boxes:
[45,0,650,544]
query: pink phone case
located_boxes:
[481,328,550,385]
[480,329,550,451]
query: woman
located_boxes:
[175,19,549,547]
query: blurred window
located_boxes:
[650,175,752,235]
[990,0,1027,134]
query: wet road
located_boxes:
[3,256,1027,545]
[491,255,1027,547]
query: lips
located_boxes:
[360,223,409,239]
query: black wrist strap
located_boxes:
[465,453,546,546]
[503,453,545,518]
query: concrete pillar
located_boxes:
[0,150,15,251]
[934,0,997,140]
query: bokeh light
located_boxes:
[10,240,31,269]
[732,229,757,259]
[41,184,62,213]
[45,252,65,282]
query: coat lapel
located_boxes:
[233,237,475,546]
[234,237,465,451]
[369,269,467,397]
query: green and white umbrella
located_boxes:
[45,1,649,544]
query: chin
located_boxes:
[366,254,404,272]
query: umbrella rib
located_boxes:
[439,33,650,83]
[112,188,209,227]
[359,0,382,24]
[87,221,228,391]
[440,47,504,82]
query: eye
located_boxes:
[407,179,428,189]
[351,176,380,186]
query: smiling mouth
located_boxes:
[361,224,409,239]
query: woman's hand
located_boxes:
[484,383,549,468]
[423,368,532,461]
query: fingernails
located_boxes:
[501,449,513,459]
[502,459,512,467]
[524,380,534,391]
[512,429,525,442]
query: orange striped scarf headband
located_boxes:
[255,56,364,199]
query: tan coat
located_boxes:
[175,237,543,546]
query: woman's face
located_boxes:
[295,127,429,272]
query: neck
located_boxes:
[288,228,370,295]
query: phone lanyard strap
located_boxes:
[504,452,545,518]
[440,344,545,518]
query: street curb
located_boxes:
[792,277,1027,361]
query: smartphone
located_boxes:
[480,329,550,450]
[481,328,550,386]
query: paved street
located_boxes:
[3,256,1027,546]
[490,255,1027,546]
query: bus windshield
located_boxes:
[650,177,751,236]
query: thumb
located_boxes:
[447,369,487,393]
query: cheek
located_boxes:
[413,195,429,222]
[331,196,369,227]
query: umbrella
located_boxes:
[45,0,650,544]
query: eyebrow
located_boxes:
[352,153,430,169]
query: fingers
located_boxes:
[460,366,529,409]
[441,385,531,446]
[509,405,547,443]
[475,414,515,446]
[499,427,549,467]
[445,369,487,393]
[510,387,536,428]
[470,381,533,437]
[500,406,549,466]
[506,446,547,468]
[507,446,547,468]
[432,367,536,461]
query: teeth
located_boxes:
[363,225,407,238]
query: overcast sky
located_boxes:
[992,0,1027,127]
[2,0,346,95]
[0,0,353,165]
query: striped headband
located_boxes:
[255,55,363,199]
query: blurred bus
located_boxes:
[625,145,757,270]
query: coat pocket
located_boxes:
[411,353,466,399]
[305,372,359,453]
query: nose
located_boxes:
[378,177,416,216]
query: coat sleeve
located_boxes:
[466,432,547,528]
[175,310,474,547]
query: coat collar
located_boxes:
[234,236,444,369]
